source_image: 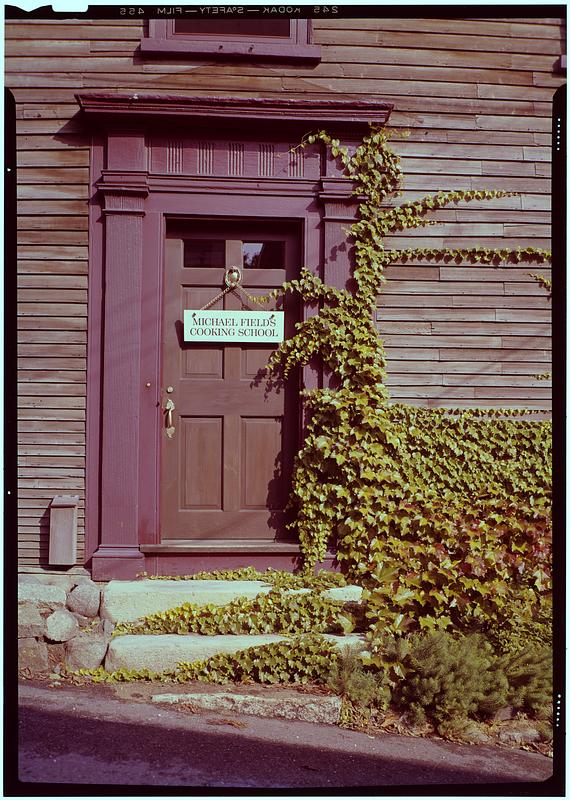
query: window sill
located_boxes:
[140,37,321,62]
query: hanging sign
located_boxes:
[184,309,285,344]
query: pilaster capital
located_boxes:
[317,180,360,222]
[97,172,150,215]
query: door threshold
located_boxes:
[141,539,301,554]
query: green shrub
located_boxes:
[373,631,509,726]
[327,644,390,710]
[498,645,552,717]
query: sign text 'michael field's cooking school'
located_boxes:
[183,309,285,343]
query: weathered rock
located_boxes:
[458,721,492,744]
[102,620,115,639]
[498,722,541,744]
[67,581,101,618]
[19,637,48,672]
[18,583,66,611]
[65,633,108,671]
[491,706,515,723]
[45,608,79,643]
[18,572,91,593]
[71,612,92,628]
[18,602,45,639]
[151,692,342,725]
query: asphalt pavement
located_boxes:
[12,682,556,793]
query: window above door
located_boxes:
[140,18,321,62]
[183,239,287,270]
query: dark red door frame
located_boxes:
[78,94,392,580]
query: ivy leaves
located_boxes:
[393,246,552,265]
[74,635,341,687]
[115,589,357,638]
[264,126,554,642]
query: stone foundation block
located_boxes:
[71,613,92,628]
[18,603,46,639]
[67,581,101,618]
[19,638,48,672]
[66,633,108,671]
[18,572,90,594]
[18,583,66,611]
[45,608,79,643]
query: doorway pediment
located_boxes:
[76,93,393,132]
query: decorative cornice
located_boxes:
[75,93,393,131]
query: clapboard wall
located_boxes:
[6,16,563,567]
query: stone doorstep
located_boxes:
[105,633,366,673]
[18,577,364,677]
[101,580,363,624]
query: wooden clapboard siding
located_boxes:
[6,15,562,568]
[378,261,552,408]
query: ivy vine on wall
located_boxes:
[255,127,552,637]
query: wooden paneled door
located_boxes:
[160,220,300,542]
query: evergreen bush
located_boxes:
[373,631,509,726]
[327,644,390,710]
[498,645,552,718]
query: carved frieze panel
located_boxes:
[150,137,321,180]
[166,140,184,174]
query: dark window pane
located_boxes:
[174,19,291,37]
[184,240,225,268]
[243,241,285,269]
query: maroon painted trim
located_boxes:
[79,94,392,579]
[84,136,105,567]
[141,18,320,62]
[140,38,321,61]
[150,18,311,43]
[138,209,164,549]
[75,94,393,129]
[92,547,147,581]
[145,552,340,577]
[141,542,302,554]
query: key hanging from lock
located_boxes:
[164,397,176,438]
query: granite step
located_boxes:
[104,632,367,673]
[100,579,363,624]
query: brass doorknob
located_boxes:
[164,398,175,438]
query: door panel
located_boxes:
[181,286,224,379]
[241,417,284,509]
[181,418,223,509]
[160,220,300,542]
